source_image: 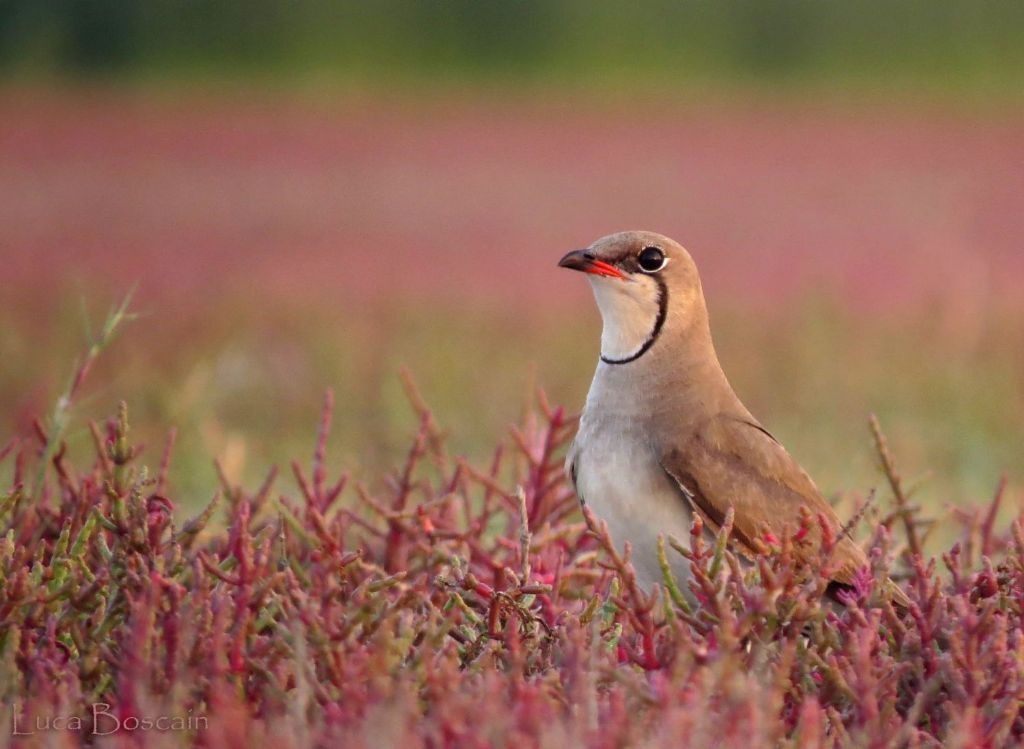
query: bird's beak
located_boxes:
[557,250,626,280]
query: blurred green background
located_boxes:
[1,1,1021,548]
[2,1,1024,92]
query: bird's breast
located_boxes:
[573,418,695,593]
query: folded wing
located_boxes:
[659,413,868,586]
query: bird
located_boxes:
[559,230,907,607]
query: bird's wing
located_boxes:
[659,413,867,586]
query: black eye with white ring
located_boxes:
[637,246,666,273]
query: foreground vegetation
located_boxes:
[1,318,1021,747]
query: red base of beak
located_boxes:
[557,250,626,280]
[584,259,626,279]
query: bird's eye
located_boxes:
[637,247,666,273]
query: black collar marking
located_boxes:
[600,275,668,365]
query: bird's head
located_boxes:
[558,231,705,364]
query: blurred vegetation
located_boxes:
[1,0,1023,92]
[2,291,1020,545]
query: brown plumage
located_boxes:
[560,230,907,608]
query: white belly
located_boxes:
[575,436,694,594]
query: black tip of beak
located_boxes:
[557,249,592,271]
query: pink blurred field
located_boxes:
[4,91,1023,314]
[1,90,1021,512]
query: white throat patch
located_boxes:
[588,275,662,362]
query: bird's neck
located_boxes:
[589,301,737,418]
[591,276,665,363]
